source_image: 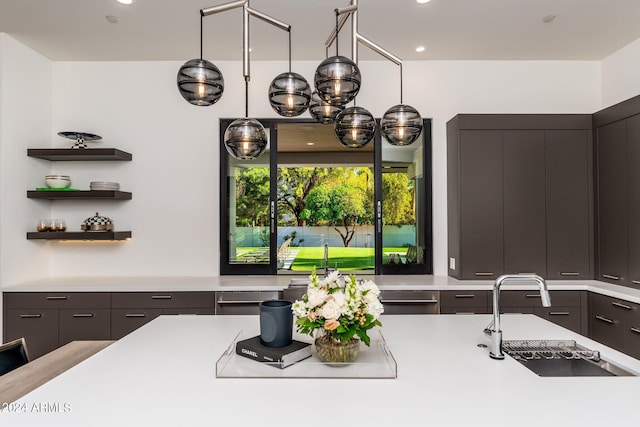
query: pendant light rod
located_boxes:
[201,0,245,16]
[199,14,203,60]
[324,12,350,47]
[245,6,290,31]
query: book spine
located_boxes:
[236,343,284,368]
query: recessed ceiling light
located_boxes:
[106,15,118,24]
[116,0,134,5]
[416,0,432,4]
[542,15,556,23]
[415,46,426,53]
[306,142,315,146]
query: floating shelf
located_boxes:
[27,148,132,161]
[27,190,132,200]
[27,231,132,241]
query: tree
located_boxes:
[277,167,329,226]
[382,173,415,225]
[303,183,372,247]
[235,167,270,226]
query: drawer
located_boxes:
[163,308,215,315]
[626,322,640,359]
[379,290,439,315]
[440,306,490,315]
[501,290,580,307]
[215,291,281,315]
[534,306,581,333]
[59,308,111,346]
[4,309,59,359]
[590,293,637,319]
[440,290,489,309]
[111,292,215,309]
[4,292,111,309]
[111,308,163,339]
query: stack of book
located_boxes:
[235,336,311,369]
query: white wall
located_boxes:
[602,37,640,108]
[47,57,601,277]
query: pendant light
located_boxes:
[268,32,311,117]
[314,12,361,106]
[309,90,343,124]
[177,15,224,106]
[334,106,376,148]
[380,63,423,146]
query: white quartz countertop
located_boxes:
[4,275,640,304]
[5,314,640,426]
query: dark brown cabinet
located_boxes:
[440,290,489,314]
[111,292,215,338]
[501,290,586,334]
[628,114,640,286]
[378,290,439,314]
[589,292,639,355]
[447,115,593,280]
[3,292,111,359]
[214,291,281,315]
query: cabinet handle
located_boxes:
[125,313,147,318]
[525,294,542,298]
[454,294,476,299]
[453,312,476,315]
[548,312,570,316]
[633,281,640,285]
[560,272,580,276]
[46,296,68,300]
[611,302,633,310]
[630,327,640,334]
[72,313,94,318]
[380,299,438,304]
[595,315,614,324]
[151,295,172,300]
[217,300,263,305]
[20,314,42,319]
[602,274,620,280]
[474,272,493,276]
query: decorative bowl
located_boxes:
[45,177,71,189]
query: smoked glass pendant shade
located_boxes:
[309,91,343,124]
[224,118,268,160]
[177,59,224,106]
[268,72,312,117]
[380,104,423,146]
[314,56,361,106]
[334,106,376,148]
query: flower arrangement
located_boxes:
[292,267,383,347]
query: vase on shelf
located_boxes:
[314,333,361,365]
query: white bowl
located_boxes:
[45,178,71,189]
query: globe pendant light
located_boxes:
[268,32,311,117]
[381,104,423,146]
[177,16,224,106]
[224,117,267,160]
[309,91,343,124]
[314,55,361,106]
[334,106,376,148]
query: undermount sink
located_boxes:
[503,340,637,377]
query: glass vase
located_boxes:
[314,333,361,366]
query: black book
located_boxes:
[235,336,312,369]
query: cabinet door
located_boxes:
[111,308,163,339]
[589,293,628,351]
[4,309,59,359]
[597,120,629,284]
[534,307,581,334]
[439,290,489,314]
[628,114,640,286]
[502,130,546,275]
[59,309,111,346]
[545,130,592,279]
[626,315,640,359]
[459,130,503,279]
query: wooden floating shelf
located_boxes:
[27,148,132,161]
[27,190,132,200]
[27,231,132,241]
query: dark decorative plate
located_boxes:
[57,132,102,141]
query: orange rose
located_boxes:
[324,319,340,331]
[308,310,318,322]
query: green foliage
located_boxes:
[235,168,270,226]
[278,167,329,226]
[382,173,415,225]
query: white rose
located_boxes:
[366,299,384,319]
[307,288,328,308]
[292,300,308,318]
[321,300,343,320]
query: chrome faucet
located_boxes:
[484,274,551,359]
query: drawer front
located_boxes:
[4,292,110,309]
[626,320,640,359]
[110,308,163,339]
[111,292,215,309]
[379,290,439,315]
[4,309,59,359]
[440,306,490,315]
[534,306,581,333]
[282,288,306,303]
[590,292,637,320]
[163,308,215,315]
[501,290,580,307]
[440,290,489,309]
[59,308,111,346]
[215,291,281,315]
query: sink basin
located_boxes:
[503,340,637,377]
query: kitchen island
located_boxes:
[3,314,640,426]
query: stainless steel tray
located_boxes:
[502,340,600,361]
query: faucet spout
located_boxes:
[485,274,551,360]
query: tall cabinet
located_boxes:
[447,115,593,280]
[593,95,640,287]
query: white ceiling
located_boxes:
[1,0,639,62]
